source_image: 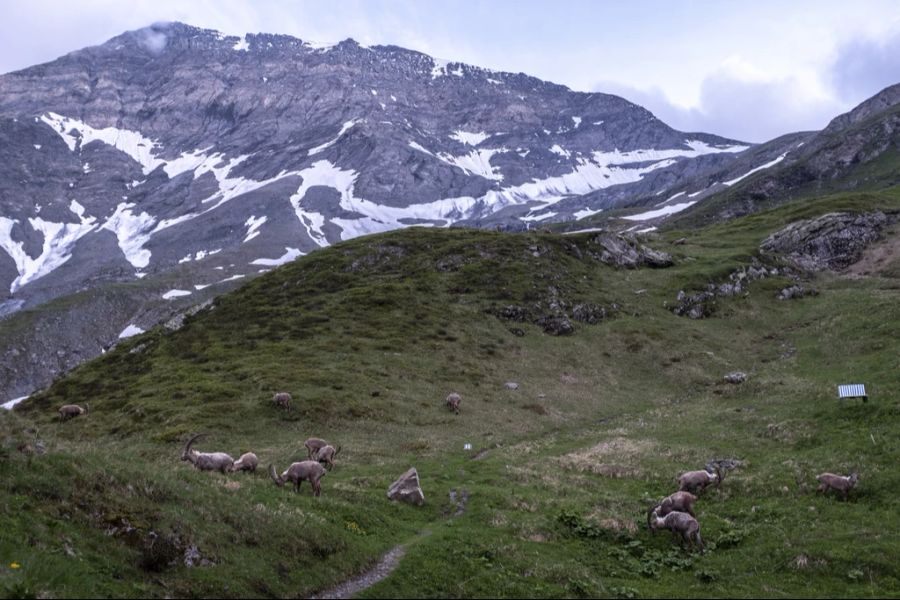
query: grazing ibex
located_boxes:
[446,392,461,415]
[316,445,341,471]
[273,392,291,410]
[648,491,698,528]
[229,452,259,473]
[269,461,326,496]
[648,509,704,552]
[677,466,724,494]
[817,471,859,500]
[304,437,328,460]
[58,404,88,420]
[180,434,234,473]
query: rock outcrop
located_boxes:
[760,212,891,271]
[589,233,674,269]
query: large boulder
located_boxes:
[387,467,425,506]
[760,212,889,271]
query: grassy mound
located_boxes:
[3,190,900,598]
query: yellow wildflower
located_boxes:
[9,562,20,569]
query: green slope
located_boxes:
[2,191,900,598]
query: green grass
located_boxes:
[2,192,900,598]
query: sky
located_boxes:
[2,0,899,143]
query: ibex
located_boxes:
[273,392,291,410]
[677,466,724,494]
[180,434,234,473]
[304,437,328,460]
[446,392,461,414]
[316,445,341,471]
[229,452,259,473]
[58,404,88,420]
[269,461,326,496]
[648,509,704,552]
[647,491,697,528]
[816,471,859,500]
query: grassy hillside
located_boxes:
[2,189,900,598]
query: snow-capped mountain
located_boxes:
[0,22,757,399]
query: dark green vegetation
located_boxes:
[2,188,900,598]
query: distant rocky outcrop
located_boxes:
[760,211,892,271]
[588,233,674,269]
[670,258,787,319]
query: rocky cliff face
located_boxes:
[666,84,900,227]
[0,22,762,399]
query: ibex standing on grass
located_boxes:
[677,467,724,495]
[180,434,234,473]
[58,404,88,420]
[446,392,461,415]
[816,472,859,500]
[269,461,326,496]
[316,445,341,471]
[647,491,698,527]
[649,510,704,552]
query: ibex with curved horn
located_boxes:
[180,434,234,473]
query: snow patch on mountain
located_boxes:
[408,141,435,156]
[101,203,155,269]
[162,289,192,299]
[436,148,505,181]
[622,201,698,221]
[723,152,788,186]
[0,201,98,293]
[449,130,490,146]
[592,140,748,167]
[118,324,145,339]
[251,247,303,266]
[573,207,603,220]
[656,191,686,206]
[308,120,361,155]
[243,215,266,242]
[41,112,164,175]
[550,144,571,158]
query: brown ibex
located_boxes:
[229,452,259,473]
[677,466,724,494]
[269,461,326,496]
[816,471,859,500]
[316,445,341,471]
[647,491,698,529]
[446,392,461,415]
[180,434,234,473]
[58,404,88,420]
[648,509,704,552]
[304,437,328,460]
[273,392,291,410]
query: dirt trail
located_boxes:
[310,489,469,599]
[311,545,408,599]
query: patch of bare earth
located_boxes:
[555,437,656,478]
[844,229,900,277]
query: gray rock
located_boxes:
[387,467,425,506]
[504,382,519,390]
[535,315,575,336]
[777,284,818,300]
